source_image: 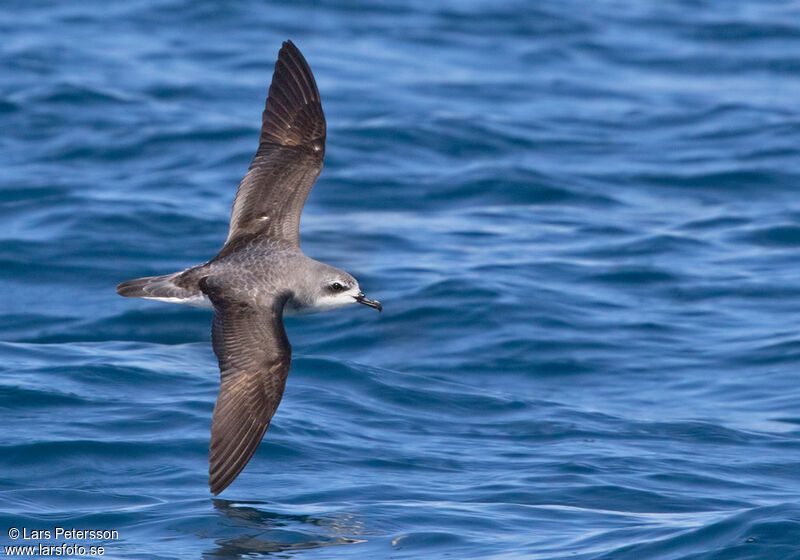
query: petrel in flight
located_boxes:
[117,41,382,494]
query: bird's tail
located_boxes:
[117,267,208,307]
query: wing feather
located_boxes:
[224,40,326,249]
[202,283,292,495]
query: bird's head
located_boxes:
[287,261,381,315]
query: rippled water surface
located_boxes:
[2,1,800,558]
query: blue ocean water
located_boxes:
[2,0,800,558]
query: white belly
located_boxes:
[143,294,213,309]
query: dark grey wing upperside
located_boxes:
[202,284,292,495]
[224,40,326,249]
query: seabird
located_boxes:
[117,41,382,495]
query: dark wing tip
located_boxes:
[207,401,271,495]
[281,39,299,55]
[207,362,285,495]
[260,40,326,149]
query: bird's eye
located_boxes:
[330,282,344,292]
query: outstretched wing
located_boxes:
[224,40,326,249]
[202,283,292,495]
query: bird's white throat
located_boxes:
[285,292,358,316]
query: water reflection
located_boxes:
[202,499,366,558]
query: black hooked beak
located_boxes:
[354,292,382,312]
